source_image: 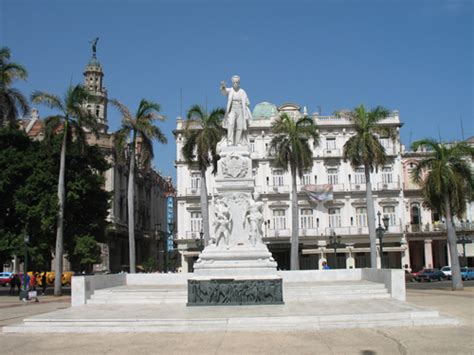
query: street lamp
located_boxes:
[376,211,390,268]
[327,232,345,269]
[195,229,204,252]
[20,234,30,300]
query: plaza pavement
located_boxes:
[0,287,472,354]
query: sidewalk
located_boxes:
[0,288,472,355]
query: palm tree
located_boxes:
[0,47,29,127]
[411,139,474,291]
[112,99,167,274]
[270,113,319,270]
[181,105,225,245]
[340,105,395,269]
[31,84,97,296]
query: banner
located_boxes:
[166,196,174,252]
[303,184,333,202]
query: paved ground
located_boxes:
[0,286,472,354]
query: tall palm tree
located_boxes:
[270,113,319,270]
[112,99,167,274]
[340,105,395,269]
[182,105,225,245]
[0,47,29,127]
[411,139,474,291]
[31,84,97,296]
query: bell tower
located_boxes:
[83,38,108,133]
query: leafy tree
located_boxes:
[270,113,319,270]
[111,99,167,274]
[31,84,98,295]
[0,47,30,127]
[340,105,395,269]
[411,139,474,291]
[181,105,225,245]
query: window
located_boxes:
[302,172,311,186]
[95,105,100,116]
[382,167,393,183]
[328,208,341,228]
[355,207,367,227]
[273,209,286,230]
[379,137,391,150]
[383,206,396,226]
[300,209,314,229]
[326,137,336,150]
[250,139,255,152]
[273,170,284,186]
[354,168,366,184]
[190,212,202,232]
[191,172,201,190]
[327,168,338,185]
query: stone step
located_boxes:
[4,309,458,333]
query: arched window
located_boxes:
[411,204,420,225]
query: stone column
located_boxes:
[401,236,411,269]
[346,247,355,269]
[424,239,433,268]
[180,252,189,273]
[376,239,382,269]
[447,242,452,266]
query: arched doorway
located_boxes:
[411,204,421,232]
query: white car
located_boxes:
[440,266,452,279]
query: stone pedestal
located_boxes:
[189,145,282,305]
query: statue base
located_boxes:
[187,276,283,306]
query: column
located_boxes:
[318,249,328,270]
[447,243,452,266]
[376,239,382,269]
[424,239,433,268]
[401,236,411,269]
[346,247,355,269]
[180,252,189,273]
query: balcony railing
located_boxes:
[350,183,366,192]
[185,231,202,240]
[185,187,201,196]
[255,185,290,194]
[268,229,291,238]
[377,181,400,191]
[323,148,341,157]
[406,222,474,233]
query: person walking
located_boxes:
[322,261,330,270]
[41,272,48,295]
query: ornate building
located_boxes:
[175,103,410,271]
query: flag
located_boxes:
[303,184,333,202]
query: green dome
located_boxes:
[252,102,277,119]
[86,56,102,70]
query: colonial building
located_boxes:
[18,52,176,273]
[175,102,410,271]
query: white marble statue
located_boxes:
[220,75,253,146]
[244,193,264,247]
[213,198,233,248]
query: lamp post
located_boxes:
[327,232,345,269]
[376,211,390,268]
[20,234,30,300]
[195,229,204,252]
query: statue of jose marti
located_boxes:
[220,75,253,146]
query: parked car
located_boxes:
[0,272,13,286]
[440,266,452,279]
[460,267,474,281]
[414,268,445,282]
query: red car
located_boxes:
[0,272,14,286]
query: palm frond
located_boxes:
[110,99,134,126]
[31,91,64,112]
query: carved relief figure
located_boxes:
[244,193,264,246]
[213,198,233,247]
[220,75,253,146]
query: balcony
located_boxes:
[185,187,201,196]
[350,183,366,192]
[185,231,202,240]
[377,181,400,191]
[268,229,291,238]
[299,228,320,237]
[323,148,341,157]
[405,222,474,233]
[255,185,290,194]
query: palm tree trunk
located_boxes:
[364,163,378,269]
[54,127,67,296]
[200,167,210,246]
[128,136,136,274]
[444,194,463,290]
[290,167,299,270]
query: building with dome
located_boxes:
[174,103,408,271]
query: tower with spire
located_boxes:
[83,39,108,133]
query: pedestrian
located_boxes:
[29,272,36,291]
[9,274,19,295]
[41,272,48,295]
[322,261,330,270]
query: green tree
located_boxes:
[112,99,167,274]
[0,47,30,127]
[31,84,97,295]
[411,139,474,291]
[181,105,225,245]
[270,113,319,270]
[340,105,395,269]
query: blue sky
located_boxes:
[1,0,472,181]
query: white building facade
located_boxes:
[175,102,410,271]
